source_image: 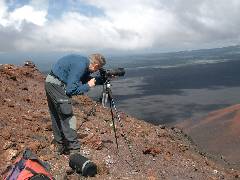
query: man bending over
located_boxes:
[45,54,106,155]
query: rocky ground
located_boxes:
[0,63,240,179]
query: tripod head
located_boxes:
[98,67,125,107]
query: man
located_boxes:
[45,53,106,155]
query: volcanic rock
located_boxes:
[4,149,18,161]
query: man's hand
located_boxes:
[88,78,96,88]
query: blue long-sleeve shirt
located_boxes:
[51,54,94,96]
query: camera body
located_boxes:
[99,68,125,82]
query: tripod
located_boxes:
[101,79,119,149]
[101,79,139,172]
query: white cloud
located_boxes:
[9,5,47,28]
[0,0,8,26]
[0,0,240,52]
[0,0,6,17]
[0,0,48,29]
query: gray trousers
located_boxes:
[45,74,80,150]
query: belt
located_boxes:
[48,71,66,86]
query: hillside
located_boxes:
[0,63,239,179]
[177,104,240,170]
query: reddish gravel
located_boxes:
[177,104,240,170]
[0,63,240,179]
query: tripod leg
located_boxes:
[110,99,119,150]
[101,92,105,107]
[102,92,108,107]
[104,93,108,107]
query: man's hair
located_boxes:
[89,53,106,67]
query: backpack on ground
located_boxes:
[4,148,54,180]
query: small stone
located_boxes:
[158,125,165,129]
[8,104,15,108]
[5,149,18,161]
[164,151,172,161]
[40,154,53,161]
[97,162,110,175]
[1,129,11,139]
[85,127,91,132]
[91,139,103,150]
[213,169,218,174]
[22,87,28,91]
[65,166,75,175]
[25,98,31,103]
[24,60,36,68]
[172,127,182,133]
[22,115,33,121]
[9,76,17,81]
[105,155,114,166]
[143,146,161,156]
[3,141,15,150]
[44,122,52,131]
[148,176,157,180]
[3,98,11,102]
[77,133,88,139]
[81,149,90,156]
[28,141,41,152]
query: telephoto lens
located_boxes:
[69,154,97,177]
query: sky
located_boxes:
[0,0,240,54]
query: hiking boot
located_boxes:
[52,142,67,155]
[69,148,80,155]
[57,144,67,155]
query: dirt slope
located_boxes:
[177,104,240,170]
[0,63,239,179]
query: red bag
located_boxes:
[4,149,54,180]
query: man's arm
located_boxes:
[66,64,90,96]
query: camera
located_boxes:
[99,68,125,82]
